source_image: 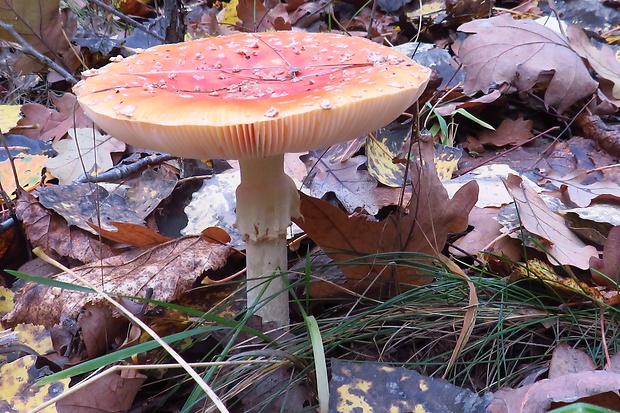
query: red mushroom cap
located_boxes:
[74,31,431,160]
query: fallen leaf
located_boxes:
[0,287,14,314]
[510,259,604,302]
[10,93,93,142]
[0,0,79,75]
[450,206,521,262]
[15,187,118,263]
[0,154,49,199]
[457,14,598,113]
[489,371,620,413]
[0,104,21,133]
[502,174,598,269]
[294,138,479,297]
[38,167,177,234]
[477,118,534,147]
[302,153,378,214]
[3,236,231,329]
[0,355,68,413]
[330,359,491,413]
[44,128,126,185]
[91,222,173,247]
[567,25,620,101]
[443,164,540,208]
[366,124,411,187]
[56,369,146,413]
[237,0,292,32]
[182,170,241,246]
[549,343,596,378]
[547,170,620,208]
[590,226,620,287]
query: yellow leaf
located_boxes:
[0,287,14,314]
[0,105,22,133]
[0,355,68,412]
[219,0,241,26]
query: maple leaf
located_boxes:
[294,138,479,297]
[45,128,126,185]
[10,93,93,142]
[456,14,598,113]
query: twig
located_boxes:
[85,0,166,43]
[75,153,176,183]
[457,126,560,176]
[0,21,78,84]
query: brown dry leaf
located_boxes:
[457,14,598,113]
[2,236,231,328]
[237,0,292,32]
[503,174,598,269]
[90,221,173,247]
[56,369,146,413]
[288,0,331,27]
[549,343,596,378]
[293,138,479,297]
[488,371,620,413]
[590,226,620,287]
[15,187,118,263]
[10,93,93,142]
[0,0,80,75]
[567,25,620,101]
[477,118,534,147]
[548,170,620,207]
[450,206,521,262]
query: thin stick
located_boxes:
[0,21,78,84]
[29,247,230,413]
[85,0,166,43]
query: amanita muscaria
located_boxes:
[74,31,431,327]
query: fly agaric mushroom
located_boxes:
[73,31,431,327]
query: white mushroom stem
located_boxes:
[236,154,301,326]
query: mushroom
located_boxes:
[73,31,431,327]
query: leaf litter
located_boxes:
[456,14,599,113]
[3,1,620,412]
